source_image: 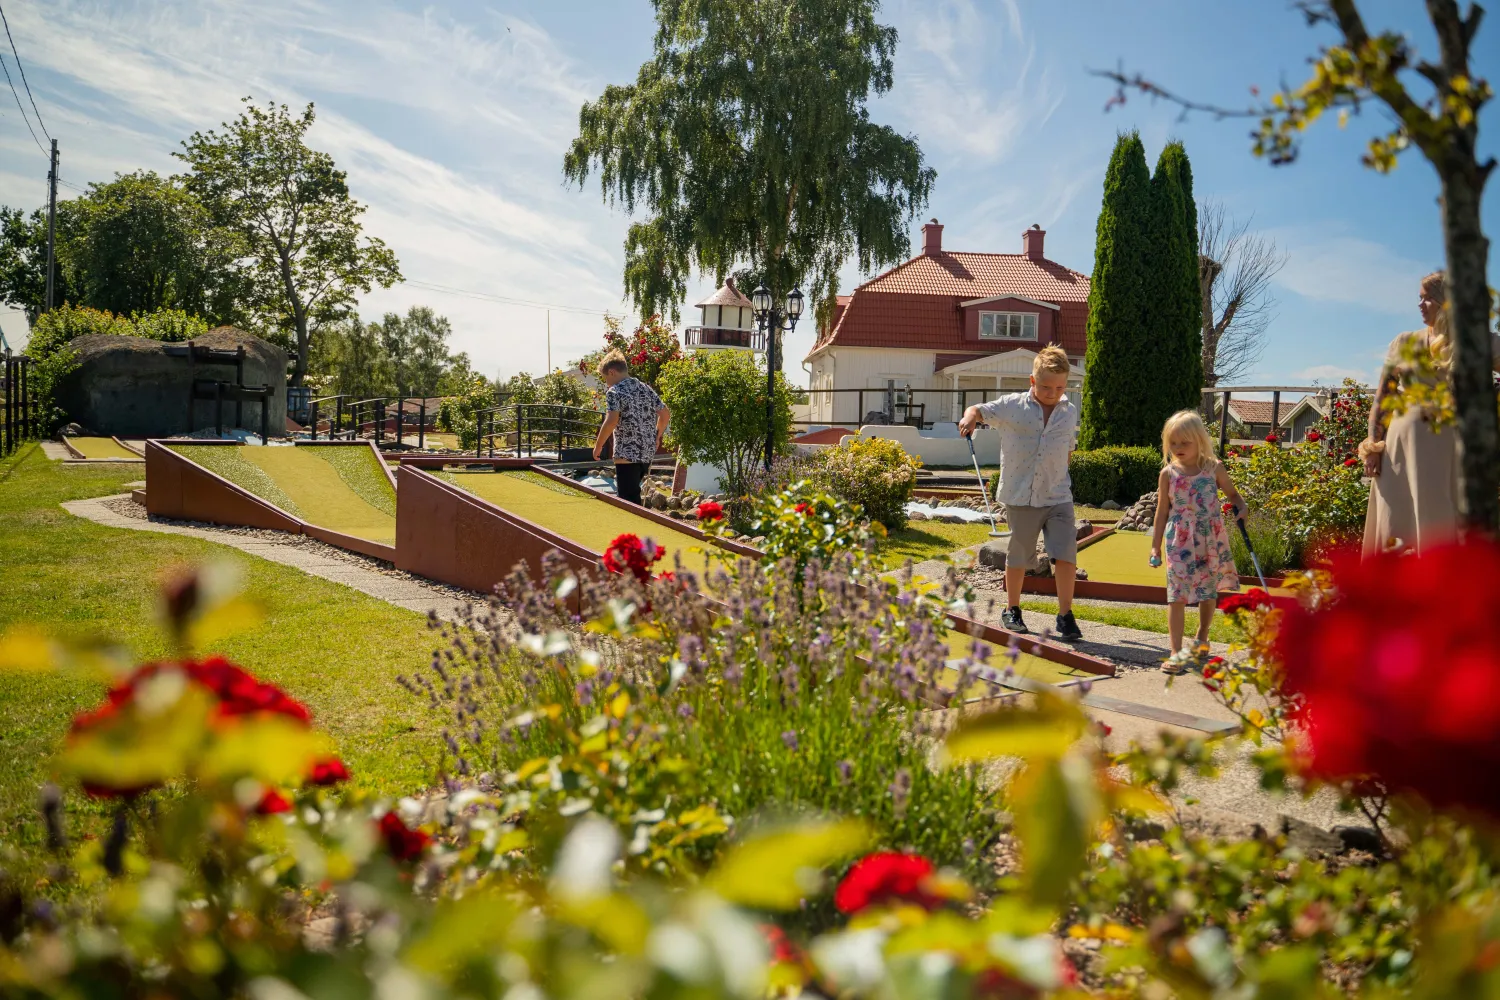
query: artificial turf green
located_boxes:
[63,436,143,460]
[0,445,445,874]
[170,443,304,518]
[313,445,397,518]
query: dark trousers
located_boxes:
[614,462,650,505]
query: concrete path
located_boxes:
[63,494,481,624]
[39,440,72,461]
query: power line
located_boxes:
[0,49,43,156]
[402,278,618,317]
[0,1,47,142]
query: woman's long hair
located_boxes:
[1421,270,1451,364]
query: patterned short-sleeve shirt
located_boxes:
[605,376,664,463]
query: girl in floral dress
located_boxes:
[1149,410,1247,673]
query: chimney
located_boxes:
[922,218,943,256]
[1022,224,1045,261]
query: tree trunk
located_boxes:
[1198,255,1222,387]
[1438,162,1498,535]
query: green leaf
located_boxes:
[709,819,873,911]
[942,692,1087,764]
[1011,756,1098,907]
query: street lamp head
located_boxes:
[785,286,805,322]
[751,284,773,320]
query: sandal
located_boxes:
[1161,648,1197,675]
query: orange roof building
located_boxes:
[805,220,1089,427]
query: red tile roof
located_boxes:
[809,251,1090,359]
[1220,397,1307,426]
[695,277,754,309]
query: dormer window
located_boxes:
[979,311,1038,341]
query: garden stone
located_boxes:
[1100,499,1121,510]
[1279,815,1342,856]
[667,495,682,511]
[934,512,964,524]
[909,511,929,521]
[63,422,85,436]
[977,539,1011,569]
[1075,519,1094,540]
[1333,825,1385,855]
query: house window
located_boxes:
[978,311,1038,341]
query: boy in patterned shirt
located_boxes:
[592,350,671,506]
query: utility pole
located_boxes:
[43,139,58,312]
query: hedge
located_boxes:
[989,447,1160,507]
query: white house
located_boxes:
[804,221,1088,426]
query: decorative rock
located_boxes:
[1074,518,1094,541]
[1333,825,1385,855]
[667,495,682,511]
[977,539,1010,569]
[1100,499,1121,510]
[1075,567,1089,581]
[1279,815,1343,856]
[908,511,929,521]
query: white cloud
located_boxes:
[887,0,1062,164]
[1268,229,1434,318]
[1297,363,1376,386]
[0,0,630,376]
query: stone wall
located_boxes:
[57,327,287,438]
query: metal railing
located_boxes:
[799,387,1027,429]
[474,403,606,459]
[309,395,434,448]
[1199,384,1334,456]
[2,350,37,458]
[682,326,767,351]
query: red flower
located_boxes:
[307,758,351,785]
[1305,429,1322,443]
[1344,457,1359,468]
[379,811,432,862]
[1221,501,1234,515]
[1216,593,1257,616]
[695,500,724,521]
[1265,432,1279,444]
[255,789,292,815]
[834,852,939,913]
[761,924,804,967]
[793,502,813,516]
[1275,541,1500,820]
[602,533,664,584]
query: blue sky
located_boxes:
[1,0,1494,389]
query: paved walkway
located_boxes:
[63,495,482,624]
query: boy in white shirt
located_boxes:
[957,344,1083,641]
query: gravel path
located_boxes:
[66,494,489,624]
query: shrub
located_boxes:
[1066,446,1162,505]
[1235,436,1367,554]
[130,307,209,342]
[26,305,164,432]
[657,349,795,496]
[1227,509,1297,577]
[811,435,921,530]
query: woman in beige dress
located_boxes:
[1362,271,1500,555]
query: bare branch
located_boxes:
[1198,200,1289,387]
[1090,66,1265,119]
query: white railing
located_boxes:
[682,326,766,351]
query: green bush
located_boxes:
[1227,510,1297,577]
[1068,450,1121,506]
[811,435,921,530]
[131,307,209,342]
[1065,446,1162,505]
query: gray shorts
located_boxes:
[1004,502,1078,569]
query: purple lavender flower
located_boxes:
[781,730,799,751]
[678,703,694,719]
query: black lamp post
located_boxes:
[751,283,804,472]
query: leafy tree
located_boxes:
[369,306,452,397]
[1096,0,1497,530]
[575,313,682,390]
[657,349,794,495]
[562,0,935,326]
[307,315,394,401]
[176,98,402,387]
[1149,141,1204,415]
[1079,132,1155,448]
[0,204,75,326]
[61,171,237,320]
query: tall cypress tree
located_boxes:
[1079,132,1153,449]
[1151,141,1204,423]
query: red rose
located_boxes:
[602,533,664,584]
[379,810,432,862]
[793,502,813,516]
[255,789,292,815]
[1275,541,1500,820]
[761,924,804,967]
[1216,593,1257,616]
[834,852,939,913]
[1265,432,1279,444]
[308,758,351,785]
[1222,501,1234,515]
[695,500,724,521]
[1306,430,1322,443]
[1344,457,1358,467]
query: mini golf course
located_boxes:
[62,436,144,460]
[1022,527,1286,604]
[146,441,397,558]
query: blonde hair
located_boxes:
[1420,270,1451,364]
[1032,344,1071,379]
[1161,410,1219,470]
[597,349,629,376]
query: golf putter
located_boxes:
[966,430,1008,538]
[1235,516,1268,589]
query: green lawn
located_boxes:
[0,445,445,871]
[878,521,996,570]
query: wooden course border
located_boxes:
[1020,525,1282,604]
[143,439,398,561]
[396,458,1113,678]
[59,435,146,463]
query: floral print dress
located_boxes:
[1164,465,1240,604]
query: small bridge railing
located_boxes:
[474,403,606,459]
